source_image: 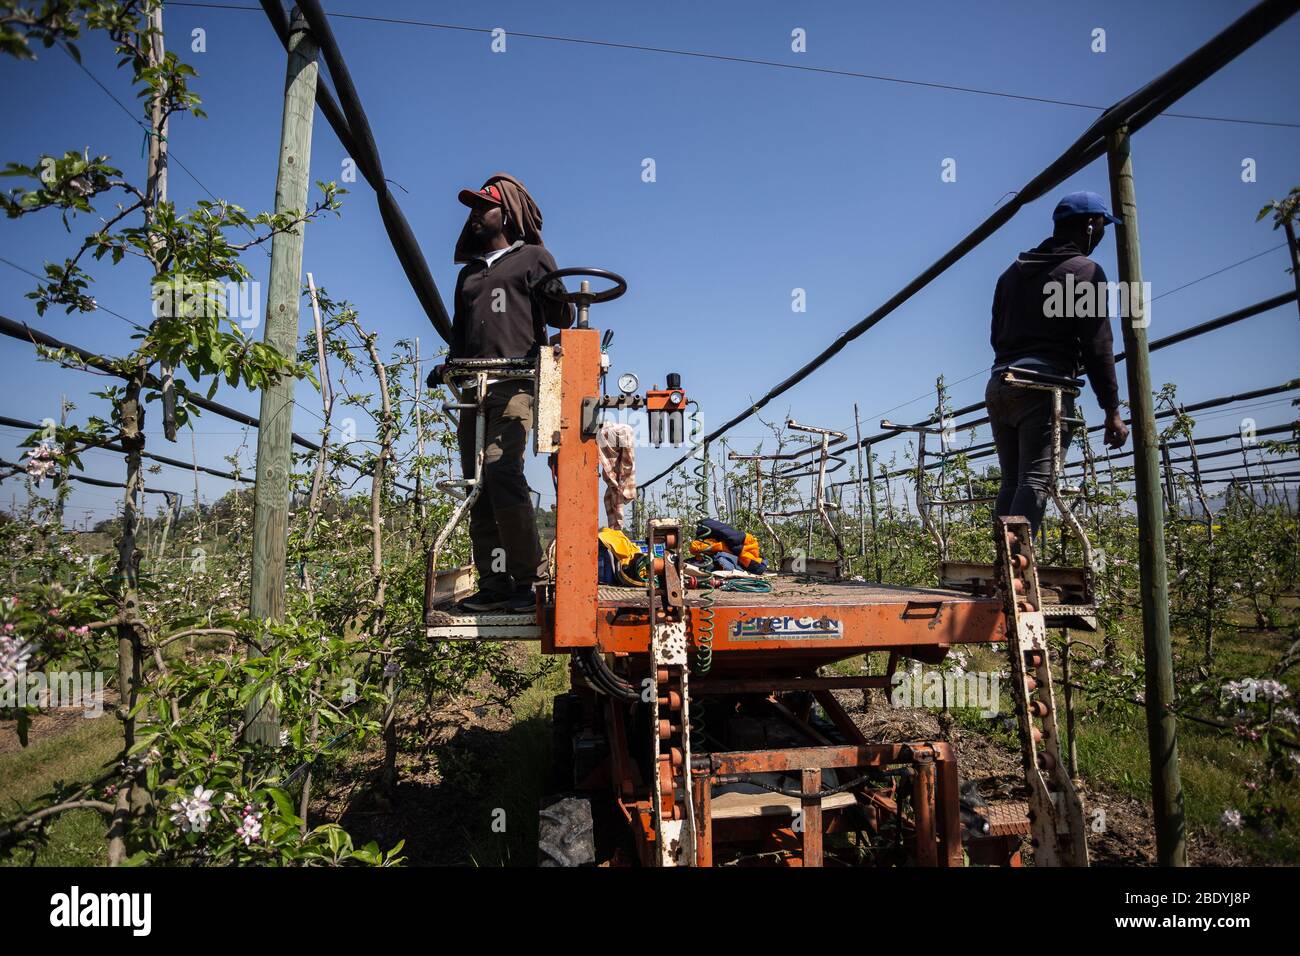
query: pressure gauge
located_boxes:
[618,372,640,395]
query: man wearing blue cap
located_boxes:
[985,190,1129,532]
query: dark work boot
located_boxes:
[457,589,511,612]
[502,585,539,613]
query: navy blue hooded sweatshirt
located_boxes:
[990,237,1121,412]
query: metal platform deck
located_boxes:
[427,578,984,641]
[596,577,982,608]
[429,574,1092,646]
[425,608,540,639]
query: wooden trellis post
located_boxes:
[190,429,202,535]
[246,7,320,745]
[1107,123,1185,867]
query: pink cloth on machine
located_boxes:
[596,421,637,530]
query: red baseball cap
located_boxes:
[458,183,504,209]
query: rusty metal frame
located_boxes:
[607,736,966,867]
[593,594,1005,657]
[995,515,1089,866]
[646,518,696,866]
[697,740,962,866]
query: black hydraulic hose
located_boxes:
[574,650,623,699]
[592,651,640,701]
[573,648,640,701]
[263,0,454,343]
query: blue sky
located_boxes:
[1,0,1297,525]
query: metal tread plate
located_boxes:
[1040,605,1099,630]
[425,608,540,640]
[975,800,1032,838]
[1041,604,1097,617]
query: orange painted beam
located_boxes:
[552,328,602,648]
[594,598,1005,654]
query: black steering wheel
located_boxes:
[536,267,628,307]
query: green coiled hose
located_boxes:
[720,577,773,593]
[690,402,714,675]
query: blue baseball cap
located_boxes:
[1052,190,1122,225]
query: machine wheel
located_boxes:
[538,794,597,867]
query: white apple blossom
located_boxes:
[169,785,215,833]
[1223,678,1290,704]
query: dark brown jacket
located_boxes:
[450,242,573,360]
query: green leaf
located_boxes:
[268,786,300,824]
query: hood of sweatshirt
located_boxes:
[1014,237,1089,277]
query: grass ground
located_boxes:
[1072,618,1298,862]
[828,610,1296,865]
[958,613,1298,863]
[302,645,567,867]
[0,713,119,866]
[462,650,569,866]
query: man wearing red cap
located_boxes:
[435,174,573,612]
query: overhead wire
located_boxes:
[168,1,1300,129]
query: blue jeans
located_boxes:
[985,376,1075,533]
